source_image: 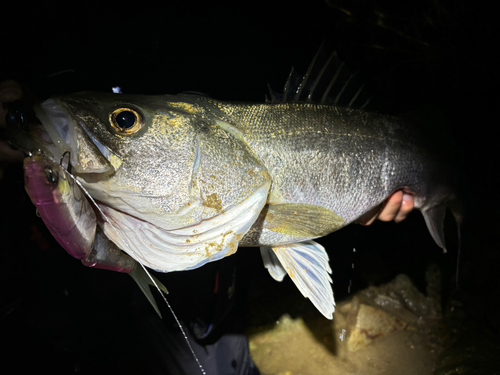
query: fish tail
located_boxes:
[422,199,463,288]
[422,206,448,252]
[449,201,464,287]
[422,200,462,254]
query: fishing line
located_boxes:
[70,173,207,375]
[139,262,207,375]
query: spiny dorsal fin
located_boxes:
[267,44,371,109]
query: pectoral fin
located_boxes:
[267,240,335,319]
[266,203,345,239]
[129,265,169,318]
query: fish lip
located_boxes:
[33,99,74,156]
[34,98,116,174]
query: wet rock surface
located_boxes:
[248,273,441,375]
[342,298,408,352]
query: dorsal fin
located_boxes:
[267,44,371,109]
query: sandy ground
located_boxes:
[245,271,444,375]
[249,314,436,375]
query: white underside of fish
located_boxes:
[98,182,270,272]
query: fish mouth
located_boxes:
[34,98,117,174]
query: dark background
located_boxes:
[1,1,498,374]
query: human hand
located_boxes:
[356,190,415,225]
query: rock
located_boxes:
[339,273,442,352]
[345,297,407,352]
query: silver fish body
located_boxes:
[28,92,458,319]
[211,100,457,246]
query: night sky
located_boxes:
[1,1,498,374]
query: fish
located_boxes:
[23,153,168,317]
[14,54,460,320]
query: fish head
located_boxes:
[34,92,271,235]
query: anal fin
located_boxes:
[260,246,287,281]
[269,240,335,319]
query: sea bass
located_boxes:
[26,91,459,319]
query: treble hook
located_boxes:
[60,151,72,174]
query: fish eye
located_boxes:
[110,108,144,135]
[44,167,58,184]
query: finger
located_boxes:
[356,205,382,226]
[394,193,414,223]
[377,190,404,222]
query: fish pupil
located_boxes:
[115,110,136,129]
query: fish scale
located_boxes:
[212,100,442,223]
